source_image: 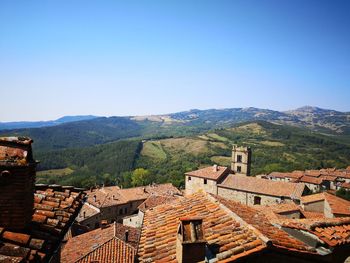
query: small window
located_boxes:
[188,176,191,181]
[204,179,207,184]
[237,166,241,173]
[237,155,242,163]
[119,209,123,215]
[254,196,261,205]
[124,208,127,214]
[130,203,132,208]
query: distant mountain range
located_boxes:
[0,115,98,130]
[0,106,349,152]
[1,106,349,133]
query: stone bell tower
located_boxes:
[231,145,251,176]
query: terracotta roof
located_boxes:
[301,193,325,204]
[138,194,181,213]
[304,170,322,177]
[76,237,136,263]
[0,184,85,262]
[302,192,350,216]
[138,191,266,262]
[300,210,325,219]
[0,137,35,166]
[268,171,304,180]
[219,175,306,199]
[324,193,350,216]
[76,203,100,223]
[269,167,350,181]
[185,165,229,181]
[276,217,350,247]
[86,183,181,208]
[299,176,323,185]
[61,223,140,263]
[214,195,316,254]
[263,203,301,215]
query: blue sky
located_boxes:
[0,0,349,121]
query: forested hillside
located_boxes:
[35,121,350,189]
[36,140,141,187]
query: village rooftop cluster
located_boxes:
[1,137,350,262]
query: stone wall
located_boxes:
[302,200,324,213]
[185,175,217,195]
[217,187,290,206]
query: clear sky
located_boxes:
[0,0,349,121]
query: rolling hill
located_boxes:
[1,106,349,153]
[35,121,350,188]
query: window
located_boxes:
[130,203,132,208]
[254,196,261,205]
[119,208,123,215]
[124,208,127,214]
[237,166,241,173]
[188,176,191,181]
[95,223,99,228]
[204,179,207,184]
[237,155,242,163]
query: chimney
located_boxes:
[0,137,37,231]
[125,230,129,242]
[213,164,218,172]
[176,217,206,263]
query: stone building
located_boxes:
[0,137,85,262]
[185,145,307,205]
[76,183,182,230]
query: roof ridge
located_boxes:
[75,235,135,262]
[206,193,271,246]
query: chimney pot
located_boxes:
[176,218,206,263]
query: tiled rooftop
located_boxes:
[301,193,325,204]
[61,222,140,263]
[299,175,324,185]
[138,194,181,213]
[219,175,306,199]
[75,237,136,263]
[269,171,304,180]
[138,191,266,262]
[0,137,35,166]
[301,192,350,216]
[185,165,229,181]
[214,195,316,254]
[0,184,85,262]
[269,167,350,181]
[85,183,181,208]
[276,217,350,247]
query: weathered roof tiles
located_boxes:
[138,191,266,263]
[0,185,85,262]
